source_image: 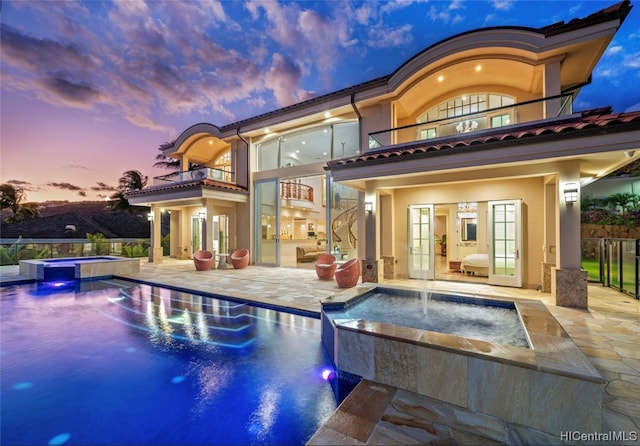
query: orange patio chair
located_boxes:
[193,250,214,271]
[335,258,360,288]
[230,249,250,269]
[315,253,337,280]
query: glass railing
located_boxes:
[368,93,573,149]
[0,238,157,266]
[581,238,639,299]
[153,167,234,186]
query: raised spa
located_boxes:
[321,286,605,439]
[325,289,529,347]
[19,256,140,281]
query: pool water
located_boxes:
[330,291,529,347]
[1,279,337,445]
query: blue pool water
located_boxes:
[1,279,337,445]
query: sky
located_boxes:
[2,0,640,204]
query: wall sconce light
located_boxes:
[364,202,373,215]
[563,183,578,205]
[147,212,154,222]
[198,210,206,220]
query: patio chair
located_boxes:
[193,250,214,271]
[315,253,337,280]
[230,249,250,269]
[335,258,360,288]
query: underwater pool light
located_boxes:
[321,368,336,380]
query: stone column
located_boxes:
[361,259,378,283]
[382,256,396,279]
[552,268,588,308]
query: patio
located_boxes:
[1,259,638,443]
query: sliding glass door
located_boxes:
[255,180,279,266]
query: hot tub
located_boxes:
[321,286,604,439]
[19,256,140,282]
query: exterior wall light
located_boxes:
[147,212,154,222]
[564,183,579,205]
[365,202,373,215]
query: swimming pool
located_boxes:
[1,279,337,445]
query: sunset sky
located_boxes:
[2,0,639,203]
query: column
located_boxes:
[148,207,163,263]
[362,183,379,283]
[553,163,587,308]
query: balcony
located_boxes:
[368,94,573,149]
[153,167,234,186]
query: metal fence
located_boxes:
[0,238,152,266]
[582,238,639,299]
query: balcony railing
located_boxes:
[368,93,573,149]
[280,181,314,203]
[153,167,234,186]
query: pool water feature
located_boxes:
[1,279,337,445]
[321,286,605,439]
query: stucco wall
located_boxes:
[391,176,545,289]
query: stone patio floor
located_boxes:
[1,258,638,443]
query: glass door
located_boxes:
[408,204,435,279]
[191,216,204,253]
[255,180,279,266]
[488,199,522,287]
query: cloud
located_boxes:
[367,24,413,49]
[427,4,464,25]
[6,179,32,187]
[91,182,117,192]
[47,182,84,192]
[491,0,514,12]
[265,53,308,107]
[64,164,89,170]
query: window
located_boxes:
[418,93,514,123]
[491,114,511,128]
[420,128,437,139]
[256,121,358,171]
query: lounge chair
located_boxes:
[193,250,214,271]
[335,258,360,288]
[315,253,337,280]
[230,249,250,269]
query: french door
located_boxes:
[488,199,522,287]
[408,205,435,279]
[255,180,279,266]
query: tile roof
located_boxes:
[126,178,248,197]
[327,109,640,170]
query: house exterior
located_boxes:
[126,0,640,308]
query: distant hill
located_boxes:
[1,201,153,239]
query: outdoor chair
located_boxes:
[335,258,360,288]
[315,253,337,280]
[230,249,250,269]
[193,250,214,271]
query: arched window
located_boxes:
[416,93,515,140]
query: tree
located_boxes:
[107,170,148,213]
[1,184,26,222]
[153,153,180,171]
[14,203,41,221]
